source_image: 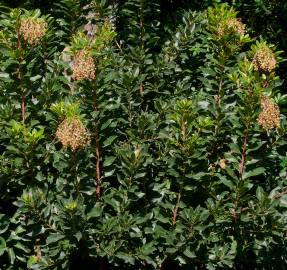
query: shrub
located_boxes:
[0,1,287,269]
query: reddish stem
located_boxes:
[95,127,101,199]
[93,88,101,200]
[233,125,250,223]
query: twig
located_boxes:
[115,40,123,53]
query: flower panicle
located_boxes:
[257,96,280,131]
[56,117,91,151]
[72,49,96,81]
[218,18,245,37]
[19,17,47,45]
[252,47,276,73]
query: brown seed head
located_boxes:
[252,47,276,73]
[19,17,47,45]
[56,118,90,151]
[72,49,96,81]
[257,96,280,131]
[218,18,245,37]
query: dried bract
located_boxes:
[19,17,47,45]
[252,47,276,73]
[56,118,90,151]
[257,96,280,131]
[72,49,96,81]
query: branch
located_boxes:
[273,188,287,200]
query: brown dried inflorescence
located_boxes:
[19,17,47,45]
[56,117,90,151]
[252,47,276,73]
[218,18,245,37]
[257,96,280,131]
[72,49,96,81]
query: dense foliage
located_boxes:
[0,0,287,269]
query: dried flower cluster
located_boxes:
[72,49,96,81]
[19,17,47,45]
[56,117,90,151]
[252,47,276,73]
[257,96,280,131]
[218,18,245,37]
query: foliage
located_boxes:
[0,1,287,269]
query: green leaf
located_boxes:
[27,255,38,269]
[279,195,287,208]
[14,242,30,253]
[243,167,265,180]
[75,231,82,242]
[116,253,135,265]
[183,246,196,258]
[0,237,6,256]
[141,242,156,256]
[87,204,103,218]
[103,135,117,147]
[256,186,266,201]
[216,174,234,189]
[103,156,116,167]
[8,248,15,265]
[134,67,140,78]
[30,75,42,82]
[0,214,9,234]
[0,72,9,78]
[46,234,65,244]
